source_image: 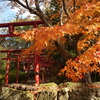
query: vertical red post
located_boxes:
[5,51,10,84]
[9,25,14,34]
[34,22,38,28]
[16,55,20,84]
[34,22,40,85]
[34,53,40,85]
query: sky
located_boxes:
[0,1,33,23]
[0,1,17,23]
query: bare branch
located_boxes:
[73,0,76,12]
[25,0,29,8]
[16,0,28,9]
[7,0,39,15]
[62,0,69,17]
[34,0,41,12]
[5,0,15,1]
[60,6,64,25]
[34,0,51,27]
[13,0,40,16]
[7,0,51,26]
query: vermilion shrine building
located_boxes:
[0,21,54,85]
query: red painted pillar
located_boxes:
[9,25,14,34]
[34,53,40,85]
[34,22,38,28]
[16,55,20,84]
[5,51,10,84]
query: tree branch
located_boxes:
[55,41,73,61]
[62,0,69,17]
[73,0,76,12]
[34,0,52,27]
[34,0,41,12]
[7,0,51,26]
[25,0,29,8]
[60,6,64,25]
[9,0,40,16]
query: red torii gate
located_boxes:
[0,20,43,37]
[0,49,54,85]
[1,49,22,84]
[0,20,43,85]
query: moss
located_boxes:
[36,90,57,100]
[59,82,83,88]
[0,87,34,100]
[92,82,100,86]
[40,82,58,87]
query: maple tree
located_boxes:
[3,0,100,83]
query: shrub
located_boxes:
[9,70,26,83]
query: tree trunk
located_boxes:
[84,72,92,84]
[55,41,73,61]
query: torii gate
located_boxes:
[1,49,54,85]
[0,20,43,85]
[0,20,43,37]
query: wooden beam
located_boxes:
[0,49,22,53]
[0,20,43,35]
[0,20,43,27]
[0,34,20,37]
[2,58,17,60]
